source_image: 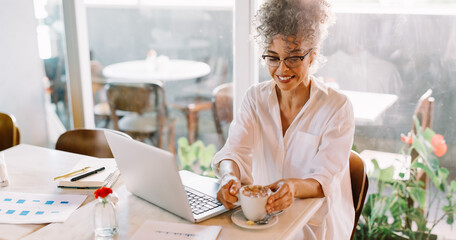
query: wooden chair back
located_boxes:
[411,89,434,160]
[0,112,20,151]
[211,83,233,145]
[55,128,131,158]
[407,89,434,186]
[106,83,168,130]
[106,83,175,153]
[412,89,434,132]
[349,150,369,240]
[107,83,167,114]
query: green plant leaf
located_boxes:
[438,167,449,181]
[412,139,428,161]
[417,180,425,188]
[177,137,189,148]
[177,137,198,169]
[198,143,216,168]
[442,205,456,213]
[191,140,204,158]
[370,158,381,179]
[451,181,456,191]
[447,213,454,225]
[412,161,441,189]
[177,137,190,168]
[411,161,424,169]
[379,166,395,182]
[413,116,423,135]
[422,128,435,142]
[408,186,426,209]
[424,153,440,173]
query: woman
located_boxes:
[211,0,354,239]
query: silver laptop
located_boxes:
[104,130,229,223]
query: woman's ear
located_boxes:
[309,48,318,64]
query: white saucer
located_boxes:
[231,209,278,230]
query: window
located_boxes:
[86,1,234,152]
[255,0,456,174]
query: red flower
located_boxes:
[431,134,447,157]
[401,132,413,144]
[94,187,113,199]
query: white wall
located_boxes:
[0,0,48,147]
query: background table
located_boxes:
[102,59,211,84]
[341,90,398,124]
[100,59,212,145]
[1,145,324,240]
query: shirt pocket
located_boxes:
[289,131,321,174]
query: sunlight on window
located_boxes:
[84,0,233,9]
[33,0,48,19]
[37,25,52,59]
[332,0,456,15]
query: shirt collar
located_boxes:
[310,75,329,95]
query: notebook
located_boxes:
[104,130,230,223]
[57,158,120,189]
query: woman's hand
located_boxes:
[217,174,241,209]
[265,179,297,213]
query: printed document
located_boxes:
[0,192,86,224]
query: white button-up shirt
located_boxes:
[212,76,355,240]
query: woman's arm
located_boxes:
[218,159,241,179]
[265,178,324,213]
[217,160,242,209]
[211,86,259,185]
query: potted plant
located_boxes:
[355,117,455,240]
[177,137,217,177]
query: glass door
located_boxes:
[34,0,71,145]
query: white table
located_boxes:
[101,59,212,145]
[360,149,411,180]
[0,145,95,240]
[102,59,211,84]
[341,90,398,124]
[1,145,324,240]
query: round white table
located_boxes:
[102,59,211,84]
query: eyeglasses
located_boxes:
[262,48,313,68]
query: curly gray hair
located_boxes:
[253,0,335,71]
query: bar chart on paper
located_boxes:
[0,192,86,224]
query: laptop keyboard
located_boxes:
[185,187,223,215]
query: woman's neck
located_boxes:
[276,81,311,111]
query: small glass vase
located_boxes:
[93,196,118,238]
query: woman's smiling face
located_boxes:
[266,35,315,92]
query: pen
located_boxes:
[54,166,91,181]
[70,167,105,182]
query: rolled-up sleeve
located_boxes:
[211,87,259,184]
